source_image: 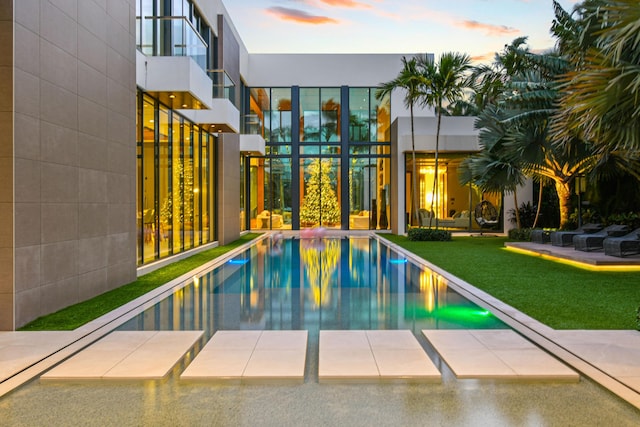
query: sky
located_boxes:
[221,0,579,63]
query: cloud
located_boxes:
[457,20,519,36]
[471,52,495,63]
[317,0,371,8]
[266,6,339,24]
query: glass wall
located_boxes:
[245,86,391,230]
[299,158,341,227]
[136,0,209,70]
[246,88,294,229]
[136,91,215,265]
[406,154,502,231]
[348,88,391,229]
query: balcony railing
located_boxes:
[243,114,262,136]
[208,70,236,104]
[136,15,208,71]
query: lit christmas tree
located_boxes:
[300,158,341,226]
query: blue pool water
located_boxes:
[118,236,505,335]
[4,236,640,426]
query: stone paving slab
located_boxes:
[0,332,78,383]
[318,330,441,383]
[422,329,579,382]
[180,330,307,383]
[551,330,640,392]
[40,331,203,381]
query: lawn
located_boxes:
[20,234,262,331]
[383,235,640,330]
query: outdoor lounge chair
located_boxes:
[474,201,499,229]
[573,224,630,252]
[603,227,640,257]
[550,223,602,247]
[530,229,550,244]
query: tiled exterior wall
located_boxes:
[9,0,137,329]
[0,1,14,330]
[217,133,240,245]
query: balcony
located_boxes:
[239,114,265,155]
[136,15,207,70]
[208,70,236,105]
[136,16,241,133]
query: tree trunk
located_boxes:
[430,105,442,229]
[532,180,543,228]
[514,190,521,229]
[410,103,419,229]
[555,181,573,229]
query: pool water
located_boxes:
[3,236,640,425]
[118,236,505,336]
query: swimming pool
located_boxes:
[2,235,639,425]
[117,236,505,336]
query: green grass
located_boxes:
[383,235,640,330]
[20,234,262,331]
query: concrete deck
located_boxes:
[1,327,640,409]
[505,241,640,268]
[181,330,308,383]
[423,329,579,381]
[40,331,203,381]
[0,331,79,383]
[318,330,441,383]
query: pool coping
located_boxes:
[374,234,640,410]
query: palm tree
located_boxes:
[469,36,597,228]
[416,52,472,228]
[376,56,426,228]
[552,0,640,155]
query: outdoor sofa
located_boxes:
[603,227,640,257]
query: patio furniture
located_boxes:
[603,228,640,257]
[550,223,602,247]
[474,201,499,229]
[418,209,435,227]
[530,229,550,244]
[438,210,471,228]
[349,211,370,229]
[574,224,630,252]
[256,210,283,228]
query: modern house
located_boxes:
[0,0,522,330]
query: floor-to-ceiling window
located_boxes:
[348,88,391,230]
[245,86,391,230]
[136,91,215,265]
[299,88,342,228]
[406,154,502,231]
[247,88,294,230]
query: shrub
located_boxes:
[508,202,537,228]
[407,227,452,241]
[508,227,532,241]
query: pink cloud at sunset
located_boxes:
[457,20,520,37]
[318,0,371,8]
[266,6,339,24]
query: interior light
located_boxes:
[169,94,176,99]
[182,104,188,108]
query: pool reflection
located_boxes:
[119,237,506,336]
